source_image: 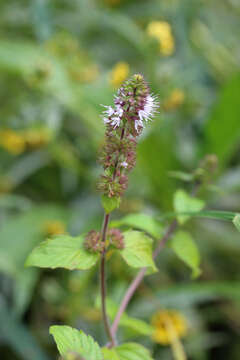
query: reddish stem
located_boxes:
[100,213,116,346]
[111,219,177,337]
[100,125,126,347]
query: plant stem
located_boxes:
[166,319,187,360]
[111,219,177,337]
[100,125,127,347]
[100,213,116,346]
[111,267,146,336]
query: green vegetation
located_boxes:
[1,0,240,359]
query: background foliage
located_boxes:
[0,0,240,359]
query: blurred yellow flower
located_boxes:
[44,221,66,237]
[24,128,51,149]
[164,89,185,110]
[70,64,99,83]
[110,62,130,87]
[0,129,26,155]
[151,310,187,345]
[147,21,175,56]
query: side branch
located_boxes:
[111,219,177,337]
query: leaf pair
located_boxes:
[50,326,154,360]
[25,230,157,273]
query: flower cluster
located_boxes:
[97,74,158,198]
[84,230,104,253]
[85,228,124,252]
[107,228,125,249]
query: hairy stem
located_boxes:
[100,127,127,346]
[100,213,116,346]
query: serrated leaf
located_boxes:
[50,326,103,360]
[112,213,163,239]
[170,231,201,278]
[174,189,205,224]
[25,234,99,270]
[102,343,153,360]
[102,348,119,360]
[233,214,240,232]
[101,195,121,214]
[119,230,157,273]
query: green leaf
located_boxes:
[155,282,240,308]
[233,214,240,232]
[25,234,99,270]
[174,189,205,224]
[102,348,119,360]
[119,230,157,273]
[111,213,163,239]
[102,343,153,360]
[95,298,153,336]
[118,315,153,337]
[170,231,201,278]
[205,72,240,165]
[162,210,237,222]
[101,195,121,214]
[50,326,103,360]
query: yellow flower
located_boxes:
[24,128,51,149]
[151,310,187,345]
[147,21,175,56]
[0,129,26,155]
[164,89,185,110]
[44,221,66,236]
[110,62,130,87]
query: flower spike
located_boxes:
[98,74,159,198]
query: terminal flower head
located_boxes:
[98,74,159,198]
[101,74,158,135]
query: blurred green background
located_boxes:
[1,0,240,359]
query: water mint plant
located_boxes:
[25,75,240,360]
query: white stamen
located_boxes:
[138,94,158,123]
[121,161,128,168]
[101,101,123,128]
[134,119,144,131]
